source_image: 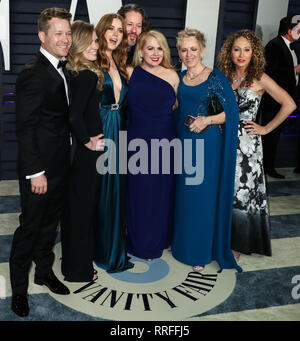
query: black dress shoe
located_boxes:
[34,272,70,295]
[266,170,285,179]
[294,167,300,174]
[11,295,29,317]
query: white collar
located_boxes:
[40,47,65,69]
[281,36,293,49]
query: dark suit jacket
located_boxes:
[16,52,70,179]
[260,36,299,116]
[68,69,103,146]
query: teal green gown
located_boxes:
[94,71,133,273]
[172,70,242,273]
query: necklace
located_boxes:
[186,66,207,81]
[232,75,246,84]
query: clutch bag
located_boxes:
[207,95,223,115]
[197,95,224,133]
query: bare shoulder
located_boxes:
[257,72,272,85]
[165,68,180,83]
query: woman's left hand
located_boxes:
[244,121,267,135]
[189,116,209,133]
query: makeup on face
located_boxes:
[179,36,203,68]
[82,30,99,61]
[140,36,164,67]
[104,18,124,51]
[231,37,253,69]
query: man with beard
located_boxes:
[117,3,150,64]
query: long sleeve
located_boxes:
[69,70,102,145]
[16,69,46,176]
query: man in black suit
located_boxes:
[9,8,73,317]
[260,16,300,179]
[117,3,150,65]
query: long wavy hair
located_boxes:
[67,20,104,89]
[217,29,265,87]
[132,30,173,69]
[95,14,128,81]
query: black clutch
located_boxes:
[196,95,224,133]
[207,95,223,115]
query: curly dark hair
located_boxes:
[217,29,265,87]
[117,3,151,32]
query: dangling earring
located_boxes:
[139,55,143,62]
[178,57,182,62]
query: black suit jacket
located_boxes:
[69,69,103,146]
[260,36,299,115]
[16,52,71,179]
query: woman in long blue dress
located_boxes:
[126,30,179,260]
[93,14,133,272]
[172,28,242,273]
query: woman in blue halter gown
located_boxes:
[126,30,179,260]
[218,30,296,260]
[172,29,242,273]
[93,14,133,273]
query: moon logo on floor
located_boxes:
[52,243,237,321]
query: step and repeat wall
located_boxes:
[0,0,299,179]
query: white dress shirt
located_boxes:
[282,36,299,85]
[26,47,69,179]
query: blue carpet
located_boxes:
[0,294,106,321]
[270,215,300,239]
[0,196,20,213]
[267,181,300,197]
[196,266,300,317]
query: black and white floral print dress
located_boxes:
[231,88,271,256]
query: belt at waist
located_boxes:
[101,103,121,111]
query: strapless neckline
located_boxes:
[234,87,262,98]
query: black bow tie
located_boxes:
[290,42,295,51]
[57,60,67,69]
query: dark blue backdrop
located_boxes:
[0,0,299,179]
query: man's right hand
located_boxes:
[31,174,48,194]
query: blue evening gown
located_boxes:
[126,66,176,259]
[94,71,133,273]
[172,69,242,273]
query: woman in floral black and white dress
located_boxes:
[218,30,296,259]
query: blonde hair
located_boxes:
[95,13,128,81]
[176,28,206,50]
[217,29,265,87]
[67,20,104,89]
[132,30,173,69]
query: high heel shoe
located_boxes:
[233,251,240,261]
[92,269,98,281]
[193,266,204,272]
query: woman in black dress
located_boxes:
[61,20,105,282]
